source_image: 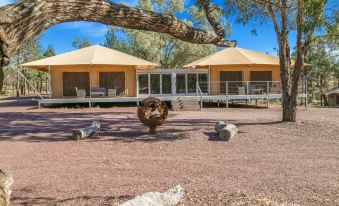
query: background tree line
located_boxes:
[1,0,338,109]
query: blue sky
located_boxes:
[0,0,335,55]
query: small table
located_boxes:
[90,87,106,98]
[251,88,264,95]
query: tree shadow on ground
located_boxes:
[12,194,132,205]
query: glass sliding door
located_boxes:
[138,74,149,95]
[150,74,160,94]
[176,74,186,94]
[187,73,197,93]
[198,73,208,93]
[162,74,172,94]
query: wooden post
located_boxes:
[226,81,229,108]
[48,66,51,99]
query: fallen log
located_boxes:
[120,185,184,206]
[72,121,100,141]
[0,170,13,206]
[215,121,238,141]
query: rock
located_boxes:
[218,124,238,141]
[120,185,184,206]
[72,121,101,140]
[0,170,14,206]
[215,121,228,133]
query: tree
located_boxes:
[43,45,56,57]
[103,0,223,68]
[223,0,338,122]
[8,39,43,96]
[0,0,236,92]
[303,39,339,105]
[72,37,92,49]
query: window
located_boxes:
[63,72,90,96]
[99,72,125,96]
[176,74,186,94]
[250,71,272,81]
[187,74,197,93]
[138,74,149,95]
[150,74,160,94]
[162,74,172,94]
[198,73,208,93]
[220,71,243,94]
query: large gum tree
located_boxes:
[0,0,231,92]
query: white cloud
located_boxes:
[57,21,109,38]
[0,0,16,7]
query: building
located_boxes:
[21,45,307,108]
[325,87,339,107]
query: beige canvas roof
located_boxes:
[184,47,286,67]
[20,45,158,70]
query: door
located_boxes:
[63,72,90,97]
[220,71,243,94]
[250,71,272,81]
[250,71,273,93]
[99,72,125,96]
[336,95,339,105]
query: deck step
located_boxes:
[171,97,201,111]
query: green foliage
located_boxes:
[4,40,55,95]
[103,0,218,68]
[72,37,92,49]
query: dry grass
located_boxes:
[0,98,338,205]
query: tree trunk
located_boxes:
[0,0,232,92]
[0,64,3,93]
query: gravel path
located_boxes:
[0,97,338,205]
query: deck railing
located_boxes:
[198,81,306,96]
[196,81,307,109]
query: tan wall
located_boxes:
[327,94,339,106]
[210,64,280,82]
[209,64,280,94]
[51,65,136,99]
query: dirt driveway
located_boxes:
[0,97,338,205]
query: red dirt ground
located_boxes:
[0,97,338,206]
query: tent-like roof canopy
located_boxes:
[184,47,287,67]
[20,45,158,70]
[325,87,339,95]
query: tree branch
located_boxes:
[0,0,230,58]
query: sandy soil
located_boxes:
[0,97,338,206]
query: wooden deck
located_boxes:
[37,94,307,108]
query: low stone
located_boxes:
[215,121,228,133]
[218,124,238,141]
[0,170,14,206]
[120,185,184,206]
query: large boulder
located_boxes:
[120,185,184,206]
[215,121,238,141]
[0,170,14,206]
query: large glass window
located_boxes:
[150,74,160,94]
[198,73,208,93]
[162,74,172,94]
[187,74,197,93]
[138,74,149,95]
[176,74,186,94]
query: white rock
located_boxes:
[0,170,14,206]
[218,123,238,141]
[215,121,228,133]
[120,185,184,206]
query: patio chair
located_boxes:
[75,87,86,98]
[108,89,117,98]
[238,86,246,95]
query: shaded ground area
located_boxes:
[0,97,338,206]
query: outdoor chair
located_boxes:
[238,86,246,95]
[108,89,117,98]
[75,87,86,98]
